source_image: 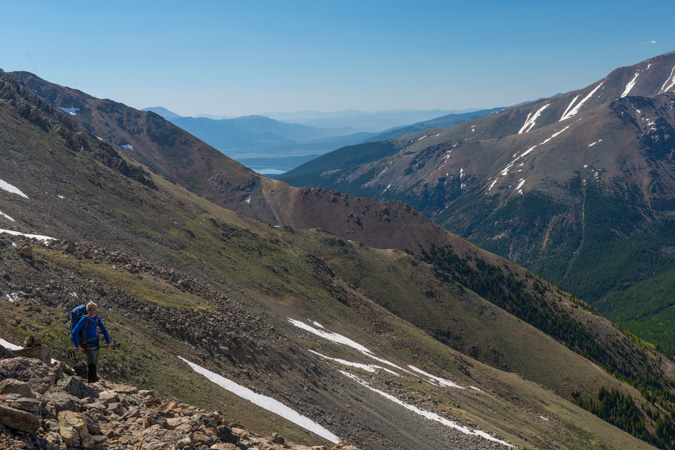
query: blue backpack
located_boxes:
[69,305,90,346]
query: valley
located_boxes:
[1,60,675,449]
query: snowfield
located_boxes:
[178,357,340,443]
[518,103,550,134]
[286,318,513,446]
[0,179,29,199]
[622,72,640,98]
[560,82,604,121]
[340,371,513,447]
[0,210,15,222]
[0,228,56,241]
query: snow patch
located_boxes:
[621,72,640,98]
[488,179,498,191]
[518,104,550,134]
[178,357,340,443]
[588,139,603,147]
[120,144,134,151]
[0,337,22,351]
[408,366,463,389]
[559,95,579,122]
[58,106,79,116]
[560,82,604,121]
[515,178,526,193]
[341,372,512,447]
[310,350,400,376]
[540,126,570,145]
[493,126,569,191]
[0,211,15,222]
[244,195,251,204]
[0,229,55,241]
[0,179,29,199]
[5,292,20,303]
[660,66,675,93]
[470,386,483,392]
[288,318,411,374]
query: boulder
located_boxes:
[0,344,16,360]
[11,344,51,364]
[0,379,34,398]
[98,389,120,404]
[22,335,41,347]
[2,393,41,413]
[209,444,238,450]
[57,376,98,399]
[135,424,186,450]
[17,245,32,258]
[0,357,54,393]
[59,410,95,449]
[0,403,40,434]
[42,388,80,417]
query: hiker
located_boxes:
[71,301,111,383]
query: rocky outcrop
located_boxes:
[0,347,355,450]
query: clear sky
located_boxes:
[2,0,674,117]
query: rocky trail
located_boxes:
[0,341,357,450]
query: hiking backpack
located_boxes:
[69,304,90,346]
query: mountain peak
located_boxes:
[142,106,182,120]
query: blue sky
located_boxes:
[2,1,674,117]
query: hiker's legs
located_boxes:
[85,348,100,383]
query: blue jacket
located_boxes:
[72,315,110,348]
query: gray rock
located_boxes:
[0,357,54,393]
[0,378,35,398]
[43,388,80,417]
[57,376,98,399]
[10,344,51,364]
[0,403,40,434]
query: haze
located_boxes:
[1,0,674,117]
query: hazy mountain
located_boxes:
[363,107,504,142]
[143,106,182,120]
[277,51,675,353]
[3,68,675,448]
[265,109,475,132]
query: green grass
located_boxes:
[34,249,212,311]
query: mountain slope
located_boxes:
[275,51,675,348]
[1,68,674,448]
[8,70,456,255]
[362,107,504,143]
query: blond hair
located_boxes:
[86,301,98,311]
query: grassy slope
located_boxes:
[0,237,654,450]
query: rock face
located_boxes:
[0,349,355,450]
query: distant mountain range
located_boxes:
[141,107,496,174]
[262,109,479,131]
[278,51,675,354]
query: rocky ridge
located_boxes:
[0,348,356,450]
